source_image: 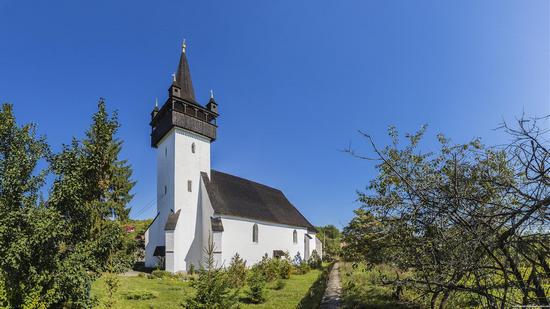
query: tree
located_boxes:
[49,98,136,273]
[185,236,238,308]
[344,117,549,309]
[0,103,68,307]
[0,99,136,308]
[316,225,341,260]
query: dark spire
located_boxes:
[174,40,196,101]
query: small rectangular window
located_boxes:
[188,180,192,192]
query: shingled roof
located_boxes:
[201,170,316,232]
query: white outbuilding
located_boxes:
[144,43,320,273]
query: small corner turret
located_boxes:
[149,41,219,148]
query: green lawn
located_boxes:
[92,269,323,309]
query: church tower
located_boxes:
[146,41,219,272]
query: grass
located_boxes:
[340,262,420,309]
[92,268,324,309]
[92,275,194,309]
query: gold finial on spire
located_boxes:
[210,89,214,99]
[182,39,187,53]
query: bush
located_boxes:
[273,278,286,290]
[246,265,266,304]
[125,290,157,300]
[295,261,311,275]
[226,253,247,289]
[188,264,195,275]
[278,259,292,279]
[308,250,322,269]
[184,239,238,308]
[151,269,173,279]
[256,254,279,282]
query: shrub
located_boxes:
[184,238,238,308]
[125,290,157,300]
[295,261,311,275]
[188,264,195,275]
[103,273,120,308]
[256,254,279,282]
[151,269,173,279]
[273,278,286,290]
[246,265,266,304]
[308,250,322,269]
[278,259,292,279]
[226,253,247,289]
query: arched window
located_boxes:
[191,143,196,153]
[252,224,258,243]
[293,230,297,244]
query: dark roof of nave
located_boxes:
[201,170,316,232]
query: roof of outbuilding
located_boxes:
[201,170,316,232]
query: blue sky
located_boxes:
[0,0,548,228]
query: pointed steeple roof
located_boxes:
[174,40,196,101]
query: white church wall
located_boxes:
[199,178,216,268]
[171,128,211,272]
[219,216,310,266]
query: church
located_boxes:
[144,42,321,273]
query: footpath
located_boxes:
[320,262,342,309]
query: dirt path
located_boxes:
[320,262,342,309]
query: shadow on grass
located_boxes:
[296,262,335,309]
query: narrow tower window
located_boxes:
[252,224,259,243]
[187,180,192,192]
[191,143,196,153]
[164,185,167,195]
[293,230,297,244]
[165,147,167,157]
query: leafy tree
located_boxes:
[344,117,549,309]
[0,100,136,308]
[316,225,341,260]
[0,103,67,307]
[341,209,385,263]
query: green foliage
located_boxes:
[188,264,195,275]
[0,100,135,308]
[151,270,174,279]
[256,254,280,282]
[340,262,419,309]
[316,225,342,261]
[246,265,266,304]
[344,119,550,308]
[295,261,311,275]
[278,258,292,279]
[226,253,247,289]
[341,209,386,264]
[273,278,286,290]
[184,238,237,308]
[103,273,121,308]
[124,290,157,300]
[296,262,332,309]
[308,250,322,269]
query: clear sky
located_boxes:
[0,0,548,228]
